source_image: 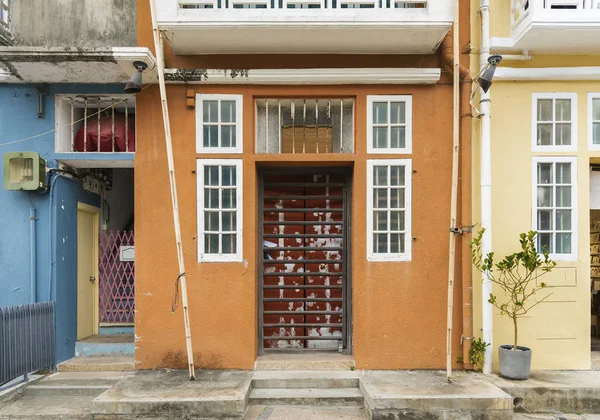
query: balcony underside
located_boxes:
[493,21,600,54]
[160,21,451,54]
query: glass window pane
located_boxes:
[390,188,405,209]
[390,166,405,186]
[204,188,219,209]
[537,210,552,231]
[537,99,553,121]
[537,124,553,146]
[222,211,236,231]
[373,127,388,148]
[221,126,235,148]
[390,102,406,124]
[556,209,571,230]
[222,189,236,209]
[556,186,571,207]
[373,102,388,124]
[204,234,219,254]
[537,163,553,184]
[221,101,236,123]
[537,232,553,254]
[390,211,405,231]
[390,233,400,253]
[593,99,600,120]
[221,166,236,186]
[204,211,219,231]
[204,166,219,186]
[555,123,571,146]
[222,234,236,254]
[203,101,218,123]
[373,188,388,209]
[390,127,406,149]
[373,166,388,186]
[593,123,600,145]
[537,186,553,207]
[374,233,388,253]
[556,233,571,254]
[399,233,405,253]
[203,125,219,148]
[555,99,571,121]
[374,211,388,231]
[556,163,571,184]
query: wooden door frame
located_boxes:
[77,202,100,337]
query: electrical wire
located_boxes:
[0,84,151,147]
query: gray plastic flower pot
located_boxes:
[499,345,532,380]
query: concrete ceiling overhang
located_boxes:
[0,47,158,84]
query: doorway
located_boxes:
[77,203,100,340]
[258,168,352,354]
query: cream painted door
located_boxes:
[77,207,98,340]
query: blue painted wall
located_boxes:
[0,84,125,363]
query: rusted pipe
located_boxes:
[440,30,474,371]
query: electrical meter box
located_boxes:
[3,152,47,191]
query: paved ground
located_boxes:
[244,405,368,419]
[514,414,600,419]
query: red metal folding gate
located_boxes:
[99,230,135,323]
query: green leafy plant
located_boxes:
[469,229,556,351]
[468,338,490,370]
[456,355,464,364]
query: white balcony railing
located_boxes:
[179,0,426,8]
[512,0,600,30]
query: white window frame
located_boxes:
[531,93,577,152]
[367,95,412,154]
[588,93,600,151]
[531,156,578,262]
[196,94,243,154]
[366,159,412,262]
[197,159,243,262]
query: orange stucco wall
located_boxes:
[134,84,466,370]
[134,0,472,371]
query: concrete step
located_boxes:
[252,370,360,389]
[75,334,134,357]
[244,405,369,419]
[255,354,355,371]
[248,388,364,406]
[0,396,93,419]
[57,356,135,372]
[23,371,130,397]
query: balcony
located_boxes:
[492,0,600,54]
[156,0,452,54]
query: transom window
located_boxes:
[532,93,577,151]
[197,159,243,262]
[367,95,412,154]
[367,159,412,261]
[588,93,600,150]
[532,157,577,261]
[196,94,243,153]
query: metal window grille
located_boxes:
[0,0,9,29]
[99,230,135,324]
[0,302,56,386]
[180,0,425,8]
[256,99,353,154]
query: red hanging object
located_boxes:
[74,114,135,152]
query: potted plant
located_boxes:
[469,229,555,380]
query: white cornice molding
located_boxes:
[164,68,441,85]
[495,67,600,81]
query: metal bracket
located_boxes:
[449,224,477,235]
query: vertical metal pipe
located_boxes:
[303,100,306,154]
[70,100,74,152]
[278,101,282,153]
[291,101,295,154]
[326,101,330,153]
[83,98,88,152]
[30,207,37,304]
[340,100,343,153]
[266,100,269,153]
[125,100,129,152]
[97,100,101,152]
[112,99,115,153]
[315,100,319,154]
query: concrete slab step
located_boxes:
[248,388,364,406]
[252,370,360,389]
[23,384,112,397]
[23,371,132,397]
[255,354,355,371]
[75,334,134,357]
[244,405,369,419]
[57,356,135,372]
[0,396,93,419]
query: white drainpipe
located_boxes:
[480,0,493,375]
